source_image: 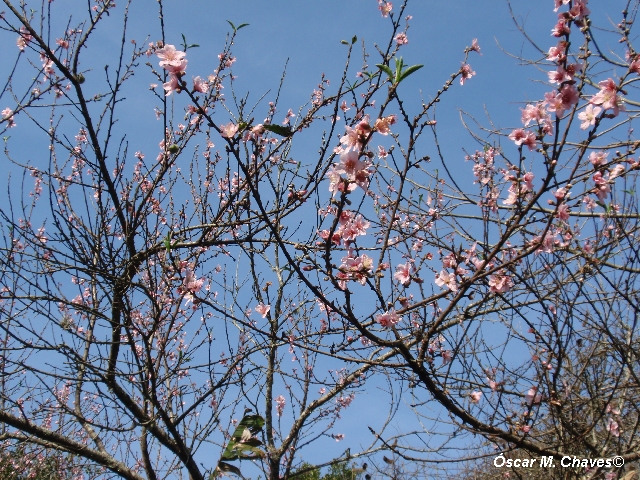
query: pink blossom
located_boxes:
[578,104,601,130]
[525,387,542,406]
[556,203,570,222]
[435,270,458,292]
[547,41,567,62]
[589,151,608,167]
[520,103,545,126]
[488,273,514,293]
[460,64,475,85]
[569,0,590,20]
[523,172,535,191]
[394,262,412,286]
[609,164,625,181]
[374,114,397,135]
[469,38,481,54]
[548,304,557,315]
[376,309,401,328]
[162,74,181,96]
[593,171,611,201]
[395,33,408,45]
[220,122,238,138]
[156,44,187,74]
[192,76,209,93]
[333,434,345,442]
[508,129,537,151]
[255,303,270,318]
[470,391,482,403]
[275,395,285,416]
[2,108,16,128]
[551,18,571,37]
[378,0,392,17]
[553,0,570,12]
[590,78,624,116]
[606,417,620,437]
[56,38,69,49]
[630,56,640,75]
[16,27,32,51]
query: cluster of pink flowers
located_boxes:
[336,249,374,289]
[508,2,597,149]
[326,150,374,195]
[394,33,408,45]
[16,26,32,51]
[317,209,370,246]
[503,171,535,206]
[156,44,189,96]
[2,108,16,128]
[376,309,401,328]
[488,271,514,293]
[176,264,205,305]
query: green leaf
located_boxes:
[216,462,244,479]
[227,20,236,31]
[236,23,249,30]
[397,64,424,83]
[219,413,266,462]
[376,64,394,80]
[341,40,349,45]
[237,121,249,132]
[263,124,293,137]
[351,35,357,44]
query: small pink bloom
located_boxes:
[275,395,285,416]
[220,122,239,138]
[163,74,181,96]
[460,63,475,85]
[469,38,481,54]
[395,33,408,45]
[578,104,601,130]
[591,78,624,117]
[255,303,270,318]
[435,270,458,292]
[378,0,392,17]
[156,44,187,74]
[376,309,401,328]
[2,108,16,128]
[394,262,412,286]
[192,76,209,93]
[606,417,620,437]
[508,129,536,151]
[556,203,570,222]
[470,391,482,403]
[488,273,514,293]
[589,151,608,167]
[525,387,542,406]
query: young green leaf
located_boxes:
[376,64,394,80]
[398,64,424,83]
[236,23,249,30]
[351,35,357,44]
[263,124,293,137]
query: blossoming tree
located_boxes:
[0,0,639,479]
